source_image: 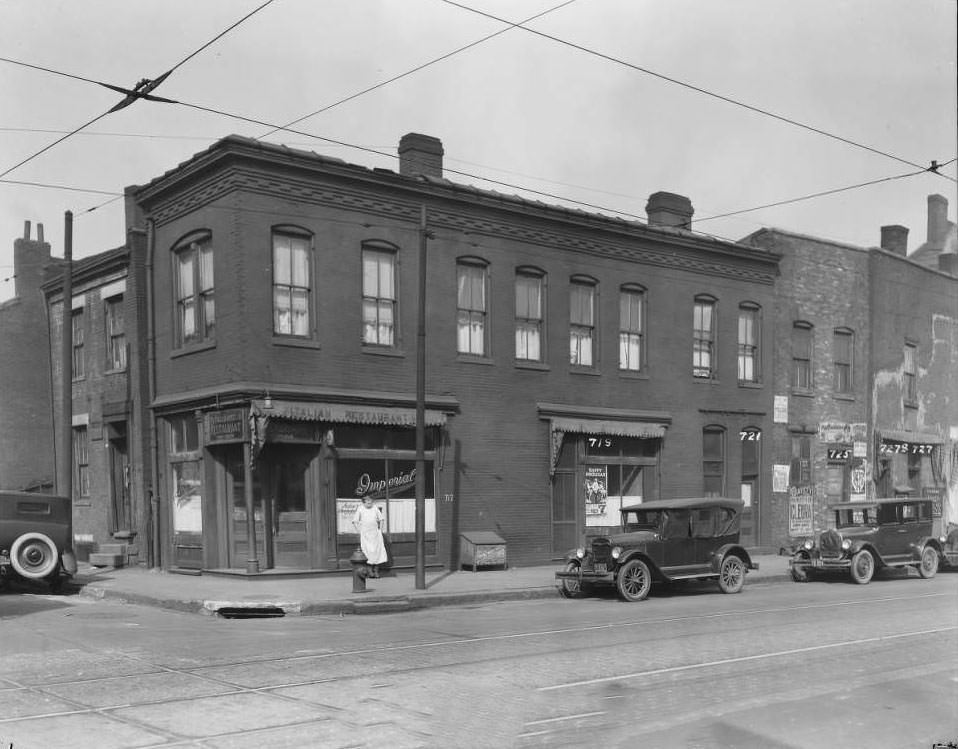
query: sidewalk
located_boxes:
[68,554,793,617]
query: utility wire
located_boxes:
[440,0,952,179]
[258,0,577,139]
[0,178,122,196]
[0,0,276,180]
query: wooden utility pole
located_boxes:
[415,206,428,589]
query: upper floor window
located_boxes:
[703,426,726,496]
[693,296,716,378]
[833,328,853,394]
[619,285,644,372]
[737,304,760,383]
[515,268,544,362]
[169,414,200,454]
[570,278,596,367]
[105,295,126,371]
[173,233,214,347]
[903,342,917,404]
[457,259,488,356]
[272,230,311,337]
[791,321,813,389]
[71,307,84,379]
[362,246,396,347]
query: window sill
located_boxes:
[570,366,601,376]
[171,340,216,358]
[362,345,404,358]
[457,354,495,366]
[618,369,649,381]
[693,376,719,384]
[272,336,321,350]
[515,360,549,371]
[791,388,815,398]
[104,367,127,376]
[738,380,763,389]
[832,392,855,402]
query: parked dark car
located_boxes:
[940,525,958,570]
[555,497,758,602]
[789,497,941,584]
[0,491,77,592]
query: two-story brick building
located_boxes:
[744,194,958,546]
[127,133,781,572]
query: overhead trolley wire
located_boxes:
[0,0,277,180]
[440,0,954,181]
[257,0,578,139]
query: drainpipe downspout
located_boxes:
[146,217,161,569]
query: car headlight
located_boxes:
[575,547,586,560]
[802,539,813,551]
[841,539,851,550]
[611,546,623,560]
[940,535,947,544]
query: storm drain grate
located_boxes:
[216,606,286,619]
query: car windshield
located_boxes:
[621,509,664,532]
[834,506,879,528]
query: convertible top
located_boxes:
[621,496,744,513]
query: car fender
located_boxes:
[709,544,753,573]
[847,541,885,567]
[618,550,663,580]
[913,537,942,558]
[60,548,77,576]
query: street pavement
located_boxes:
[64,552,794,617]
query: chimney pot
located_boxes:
[927,194,948,248]
[646,191,694,229]
[23,220,31,240]
[398,133,444,178]
[37,223,44,243]
[880,224,909,256]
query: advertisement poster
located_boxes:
[788,485,814,536]
[584,466,609,526]
[772,464,790,493]
[773,396,788,424]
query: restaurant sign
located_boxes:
[205,408,248,444]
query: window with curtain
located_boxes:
[362,247,396,346]
[570,279,596,366]
[272,231,311,337]
[71,308,84,379]
[457,260,488,355]
[693,296,715,378]
[173,233,214,347]
[703,426,726,496]
[515,270,543,362]
[737,304,760,383]
[792,322,813,389]
[619,286,644,371]
[105,295,126,371]
[833,328,853,394]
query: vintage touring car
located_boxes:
[555,497,758,602]
[0,491,77,592]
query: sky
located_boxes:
[1,0,956,303]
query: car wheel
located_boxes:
[850,549,874,584]
[719,555,746,593]
[558,561,583,598]
[616,558,652,602]
[10,532,59,579]
[918,546,939,579]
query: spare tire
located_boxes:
[10,532,60,579]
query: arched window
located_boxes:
[833,327,854,394]
[693,295,717,379]
[362,240,399,347]
[516,266,545,362]
[570,276,598,367]
[272,226,313,337]
[738,303,761,383]
[619,284,646,372]
[457,256,489,356]
[791,321,813,390]
[172,230,214,347]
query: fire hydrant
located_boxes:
[350,548,370,593]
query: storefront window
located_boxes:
[173,460,203,532]
[336,457,435,535]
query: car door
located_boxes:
[662,509,697,575]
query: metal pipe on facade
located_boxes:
[415,205,428,590]
[59,211,73,500]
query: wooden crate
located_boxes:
[460,531,507,572]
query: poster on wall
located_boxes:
[584,466,610,526]
[772,464,790,493]
[788,485,814,536]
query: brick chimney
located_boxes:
[646,191,694,229]
[938,253,958,276]
[880,224,909,256]
[398,133,444,178]
[13,220,52,298]
[927,194,948,249]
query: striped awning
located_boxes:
[549,416,667,439]
[877,428,943,445]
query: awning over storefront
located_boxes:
[538,403,672,474]
[876,428,943,445]
[251,399,447,427]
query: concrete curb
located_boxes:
[75,572,795,617]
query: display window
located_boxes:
[335,457,436,535]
